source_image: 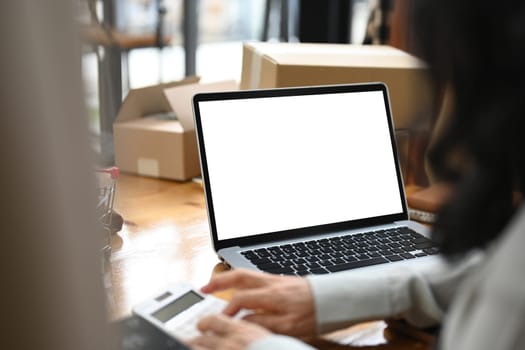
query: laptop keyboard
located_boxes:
[241,226,439,275]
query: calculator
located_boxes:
[132,283,234,341]
[115,315,190,350]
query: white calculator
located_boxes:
[132,283,231,341]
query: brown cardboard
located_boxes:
[240,42,434,130]
[114,78,238,181]
[240,42,435,184]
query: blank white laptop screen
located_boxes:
[197,89,404,241]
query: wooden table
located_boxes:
[108,174,434,349]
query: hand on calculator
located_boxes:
[199,269,316,337]
[188,313,271,350]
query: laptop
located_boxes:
[192,83,441,276]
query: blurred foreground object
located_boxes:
[1,1,112,350]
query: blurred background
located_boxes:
[1,3,434,349]
[77,0,388,158]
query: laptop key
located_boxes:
[271,255,287,262]
[294,264,308,271]
[296,251,310,258]
[319,254,331,261]
[385,255,403,262]
[292,258,307,265]
[403,245,417,252]
[264,266,295,275]
[414,242,436,249]
[309,267,330,274]
[308,249,322,255]
[356,254,370,260]
[305,256,319,263]
[326,257,389,272]
[319,260,334,267]
[257,262,281,270]
[332,258,347,265]
[268,248,284,255]
[249,257,272,265]
[280,260,295,268]
[391,248,406,254]
[306,262,321,269]
[242,251,257,258]
[255,249,271,257]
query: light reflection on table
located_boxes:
[107,174,434,349]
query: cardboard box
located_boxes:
[114,78,238,181]
[241,42,435,184]
[240,42,434,130]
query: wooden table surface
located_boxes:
[107,174,434,349]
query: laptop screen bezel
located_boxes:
[192,83,409,251]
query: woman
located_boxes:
[189,1,525,349]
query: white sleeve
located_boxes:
[306,253,482,333]
[247,335,316,350]
[439,207,525,350]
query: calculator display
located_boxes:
[152,291,204,323]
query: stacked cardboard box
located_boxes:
[240,42,435,182]
[113,79,238,181]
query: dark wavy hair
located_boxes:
[412,0,525,257]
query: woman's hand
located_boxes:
[188,314,271,350]
[201,269,317,337]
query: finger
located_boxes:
[197,314,236,336]
[242,313,284,331]
[223,289,280,316]
[201,269,269,293]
